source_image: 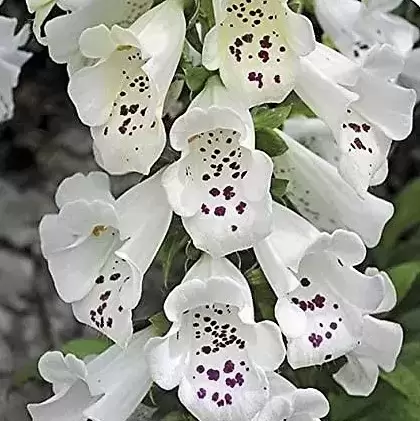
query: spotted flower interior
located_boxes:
[217,0,298,103]
[178,303,269,419]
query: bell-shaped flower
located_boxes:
[295,42,416,194]
[28,327,155,421]
[0,14,31,122]
[162,76,273,257]
[314,0,419,62]
[25,0,92,49]
[257,224,388,368]
[202,0,315,107]
[253,373,330,421]
[28,0,153,71]
[68,0,186,174]
[39,170,172,346]
[274,127,394,247]
[145,254,286,421]
[333,268,403,396]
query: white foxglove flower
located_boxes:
[315,0,419,62]
[68,0,186,174]
[39,171,171,346]
[145,254,286,421]
[163,76,273,257]
[253,373,329,421]
[28,327,155,421]
[25,0,92,48]
[202,0,315,107]
[333,269,403,396]
[258,225,388,368]
[0,15,31,122]
[295,42,416,194]
[274,128,394,247]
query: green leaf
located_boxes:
[271,178,289,202]
[255,128,288,157]
[382,179,420,250]
[245,268,266,286]
[61,338,110,358]
[388,262,420,303]
[184,65,212,93]
[158,228,189,285]
[252,105,292,130]
[381,342,420,406]
[149,312,171,336]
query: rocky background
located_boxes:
[0,1,419,420]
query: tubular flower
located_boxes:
[162,76,273,257]
[314,0,419,62]
[68,0,186,174]
[202,0,315,107]
[333,268,403,396]
[0,15,31,122]
[39,171,171,346]
[253,373,330,421]
[257,224,388,368]
[27,0,152,71]
[28,327,155,421]
[273,127,394,248]
[294,42,416,195]
[145,254,286,421]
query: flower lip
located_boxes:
[170,106,249,152]
[163,276,254,325]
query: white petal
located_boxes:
[354,316,403,372]
[71,249,140,346]
[215,0,312,107]
[27,381,97,421]
[27,1,56,45]
[39,201,119,303]
[130,0,186,106]
[350,45,416,141]
[144,330,189,390]
[202,27,222,71]
[166,116,273,257]
[333,353,379,396]
[255,202,320,296]
[274,298,307,338]
[55,172,115,209]
[115,169,172,277]
[44,0,152,64]
[169,106,248,153]
[189,76,255,150]
[181,254,254,320]
[292,389,330,418]
[253,396,292,421]
[248,320,286,370]
[282,7,315,56]
[38,352,86,394]
[163,277,251,323]
[175,304,272,421]
[365,268,397,313]
[92,116,166,175]
[78,24,116,59]
[304,231,386,313]
[84,328,155,421]
[400,48,420,99]
[273,130,394,248]
[285,252,368,368]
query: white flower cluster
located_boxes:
[0,0,32,123]
[23,0,418,420]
